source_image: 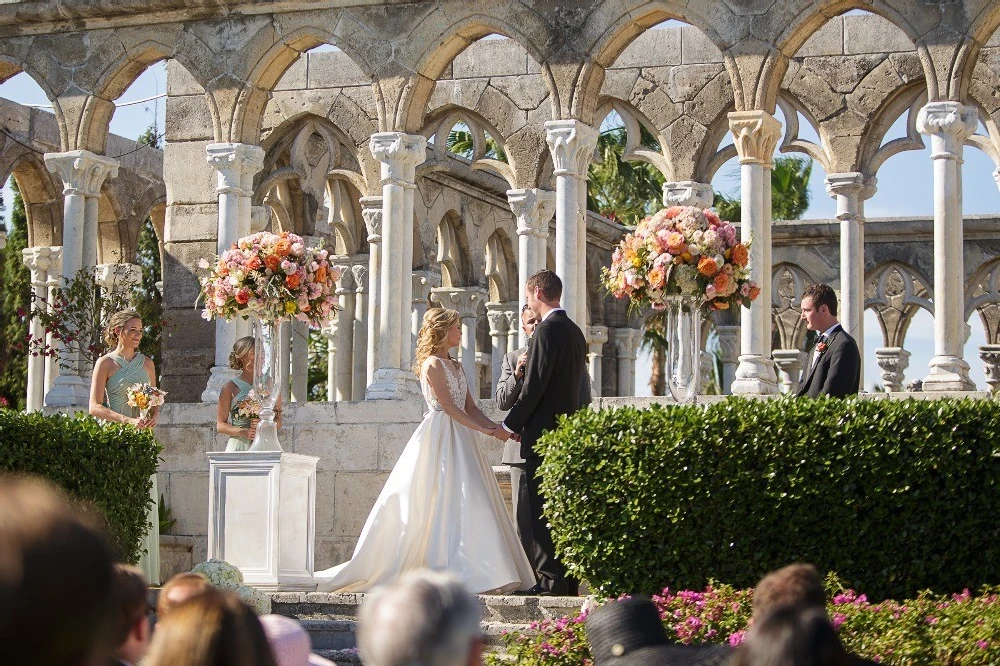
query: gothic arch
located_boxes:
[952,5,1000,103]
[865,261,934,348]
[966,258,1000,345]
[420,106,516,187]
[484,229,516,303]
[4,152,63,248]
[857,81,927,179]
[771,262,816,350]
[436,210,472,288]
[593,98,671,181]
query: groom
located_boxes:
[796,283,861,398]
[493,270,588,595]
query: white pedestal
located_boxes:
[207,451,318,591]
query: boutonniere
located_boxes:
[816,340,828,355]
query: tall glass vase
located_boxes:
[249,316,283,452]
[665,295,702,403]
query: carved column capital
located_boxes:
[875,347,911,393]
[369,132,426,187]
[486,303,510,337]
[612,327,641,360]
[662,181,713,209]
[916,102,978,159]
[352,264,369,295]
[587,325,609,355]
[360,196,383,243]
[980,344,1000,394]
[250,204,271,233]
[715,325,741,364]
[94,263,142,291]
[432,287,487,320]
[412,270,441,303]
[544,120,598,178]
[21,246,55,280]
[44,150,120,197]
[205,143,266,195]
[727,111,782,167]
[507,188,556,237]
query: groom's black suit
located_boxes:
[503,308,588,594]
[796,324,861,398]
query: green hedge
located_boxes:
[537,397,1000,599]
[0,409,160,563]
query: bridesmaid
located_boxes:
[89,309,161,584]
[216,336,258,452]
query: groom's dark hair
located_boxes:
[802,283,838,316]
[527,269,562,301]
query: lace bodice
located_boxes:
[421,357,467,411]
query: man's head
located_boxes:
[156,572,211,619]
[800,284,839,333]
[520,304,538,339]
[525,270,562,315]
[0,475,116,666]
[752,563,827,620]
[358,570,483,666]
[109,564,150,665]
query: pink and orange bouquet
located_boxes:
[198,231,342,327]
[126,382,166,417]
[232,390,263,422]
[602,206,761,311]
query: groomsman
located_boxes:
[494,270,588,595]
[796,283,861,398]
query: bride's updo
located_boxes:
[412,307,460,374]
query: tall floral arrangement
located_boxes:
[602,206,760,311]
[198,231,341,326]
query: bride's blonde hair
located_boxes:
[412,307,460,374]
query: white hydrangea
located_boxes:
[191,559,244,590]
[236,584,272,615]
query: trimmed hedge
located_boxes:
[537,397,1000,599]
[0,409,160,563]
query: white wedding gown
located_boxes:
[313,358,536,594]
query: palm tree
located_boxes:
[446,126,506,161]
[713,155,813,222]
[587,123,665,225]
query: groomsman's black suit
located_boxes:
[796,324,861,398]
[502,308,588,594]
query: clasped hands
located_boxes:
[485,424,520,442]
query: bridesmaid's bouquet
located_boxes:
[232,390,263,423]
[126,383,166,419]
[198,231,343,327]
[602,205,761,311]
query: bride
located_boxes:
[314,307,536,594]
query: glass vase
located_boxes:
[248,316,283,452]
[665,295,702,403]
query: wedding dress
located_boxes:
[313,357,536,594]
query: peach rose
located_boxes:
[315,265,328,283]
[748,284,761,301]
[286,274,301,289]
[648,267,666,289]
[713,271,732,295]
[697,255,719,278]
[264,255,281,272]
[666,232,688,256]
[247,256,263,271]
[275,239,293,257]
[731,243,749,268]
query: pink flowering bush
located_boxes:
[601,205,759,311]
[198,231,341,327]
[487,578,1000,666]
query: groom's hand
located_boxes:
[492,426,512,442]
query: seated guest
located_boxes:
[732,605,851,666]
[260,614,334,666]
[0,475,116,666]
[108,564,150,666]
[156,571,211,619]
[586,596,731,666]
[144,587,277,666]
[357,569,483,666]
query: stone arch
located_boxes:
[395,15,557,133]
[234,26,379,146]
[577,5,727,124]
[2,151,63,248]
[951,5,1000,103]
[421,106,516,187]
[774,92,831,172]
[771,262,815,350]
[966,258,1000,345]
[0,56,68,150]
[865,261,933,349]
[857,81,927,179]
[695,108,738,184]
[593,98,671,180]
[436,210,472,288]
[484,229,516,303]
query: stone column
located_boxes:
[322,318,338,402]
[351,264,369,400]
[980,345,1000,393]
[587,325,609,398]
[662,181,714,208]
[507,188,555,346]
[366,134,426,400]
[360,196,383,390]
[333,265,356,401]
[432,287,487,388]
[21,247,55,412]
[715,324,741,395]
[202,143,266,402]
[728,111,782,395]
[545,121,598,328]
[502,302,519,352]
[917,102,977,391]
[289,319,310,403]
[826,172,876,386]
[613,328,640,397]
[875,347,911,393]
[278,321,292,402]
[486,303,510,389]
[772,349,806,394]
[411,270,441,354]
[44,250,62,399]
[43,151,120,406]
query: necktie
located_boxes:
[812,335,826,370]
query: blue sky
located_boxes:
[0,27,996,395]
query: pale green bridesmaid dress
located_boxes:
[104,351,161,585]
[226,376,254,452]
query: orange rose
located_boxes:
[286,274,301,289]
[275,239,293,257]
[748,284,761,301]
[731,243,749,268]
[697,255,718,278]
[713,272,732,295]
[264,254,281,272]
[247,256,263,271]
[315,265,328,283]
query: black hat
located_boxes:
[585,597,732,666]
